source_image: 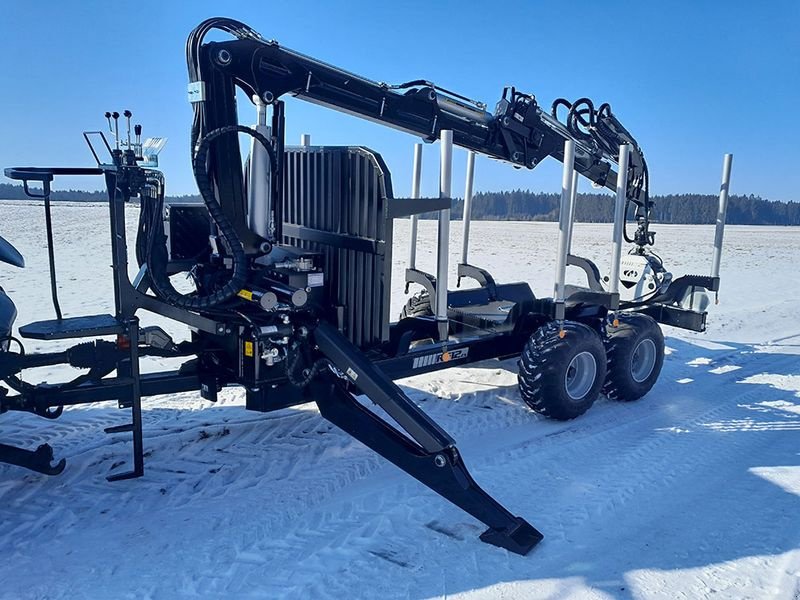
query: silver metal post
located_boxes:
[609,144,631,295]
[408,143,423,270]
[711,153,733,278]
[566,169,578,254]
[436,130,453,339]
[460,151,476,265]
[247,96,273,240]
[553,139,576,305]
[300,133,311,146]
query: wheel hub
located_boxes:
[564,351,597,400]
[631,338,657,383]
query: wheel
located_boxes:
[400,292,432,319]
[603,313,665,402]
[518,320,607,420]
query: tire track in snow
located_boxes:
[0,338,795,598]
[190,347,800,598]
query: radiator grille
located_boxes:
[282,146,395,349]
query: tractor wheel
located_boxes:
[400,292,433,319]
[518,320,607,420]
[603,313,665,402]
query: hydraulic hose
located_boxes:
[147,125,277,310]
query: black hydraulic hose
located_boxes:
[551,98,572,119]
[147,125,276,310]
[187,18,263,157]
[42,191,62,320]
[623,199,636,244]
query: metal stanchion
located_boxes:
[435,131,453,340]
[553,139,576,319]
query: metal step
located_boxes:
[19,314,124,340]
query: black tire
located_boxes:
[603,313,665,402]
[400,292,433,319]
[518,320,607,421]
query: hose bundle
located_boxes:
[552,97,653,246]
[143,126,276,310]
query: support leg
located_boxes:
[107,318,144,481]
[312,322,542,555]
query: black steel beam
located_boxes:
[313,321,454,453]
[311,372,543,555]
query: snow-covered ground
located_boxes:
[1,201,799,599]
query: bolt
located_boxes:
[263,91,275,104]
[216,49,232,65]
[434,454,447,468]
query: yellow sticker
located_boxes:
[237,289,253,301]
[244,341,254,357]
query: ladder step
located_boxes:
[19,314,124,340]
[107,468,143,482]
[105,423,134,434]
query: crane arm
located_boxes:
[187,18,653,247]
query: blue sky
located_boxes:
[0,1,797,201]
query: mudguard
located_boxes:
[0,235,24,268]
[0,287,16,351]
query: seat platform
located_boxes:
[19,314,124,340]
[447,282,536,333]
[563,285,619,310]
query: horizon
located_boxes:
[0,178,800,204]
[1,1,798,203]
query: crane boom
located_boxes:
[187,18,654,249]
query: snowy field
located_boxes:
[1,201,799,599]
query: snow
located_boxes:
[1,201,799,599]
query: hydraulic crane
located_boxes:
[0,17,730,556]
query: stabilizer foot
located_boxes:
[480,517,543,555]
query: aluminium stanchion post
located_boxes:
[565,169,578,255]
[436,130,453,340]
[609,144,631,306]
[407,143,423,276]
[460,150,476,266]
[553,139,576,321]
[247,95,272,240]
[711,154,733,296]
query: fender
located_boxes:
[0,287,16,350]
[0,235,24,268]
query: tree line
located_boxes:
[446,190,800,225]
[2,182,798,225]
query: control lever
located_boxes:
[111,112,120,150]
[134,124,142,156]
[123,110,132,148]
